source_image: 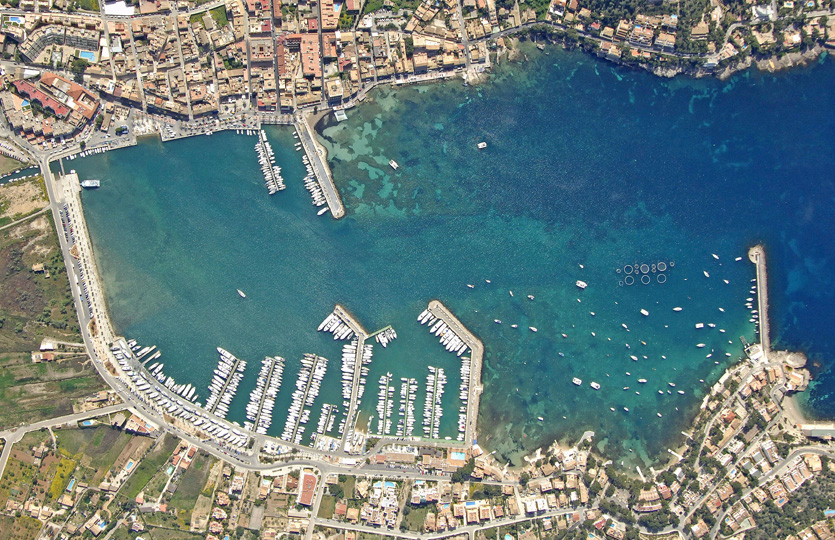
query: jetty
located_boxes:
[425,300,484,446]
[333,305,370,451]
[748,245,770,357]
[294,114,345,219]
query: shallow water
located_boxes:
[74,45,835,466]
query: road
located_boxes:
[0,404,126,480]
[0,205,48,232]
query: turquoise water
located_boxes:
[72,45,835,467]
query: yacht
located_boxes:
[237,289,246,298]
[576,280,588,289]
[572,377,582,386]
[673,307,683,312]
[389,159,399,170]
[477,142,487,149]
[80,179,100,188]
[590,382,600,390]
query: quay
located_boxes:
[333,304,370,452]
[425,300,484,446]
[748,245,770,357]
[294,114,345,219]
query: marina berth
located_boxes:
[255,130,286,195]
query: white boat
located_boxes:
[572,377,582,386]
[640,309,649,316]
[477,142,487,149]
[695,323,704,329]
[696,343,706,348]
[703,270,710,277]
[638,378,647,383]
[529,327,537,332]
[237,289,246,298]
[673,307,683,312]
[537,416,544,421]
[80,179,100,188]
[317,207,329,216]
[576,280,588,289]
[389,160,399,170]
[590,382,600,390]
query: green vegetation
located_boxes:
[169,451,214,510]
[451,458,475,483]
[55,426,134,484]
[121,434,179,499]
[210,6,229,28]
[746,466,835,539]
[75,0,99,11]
[69,56,90,75]
[404,504,429,531]
[0,156,27,176]
[361,0,385,15]
[47,457,76,500]
[317,494,336,518]
[338,10,355,30]
[0,515,43,540]
[189,12,205,25]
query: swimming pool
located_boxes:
[8,16,22,23]
[67,478,76,491]
[78,51,96,61]
[126,460,135,471]
[80,420,93,427]
[451,451,466,460]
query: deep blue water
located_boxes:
[72,44,835,467]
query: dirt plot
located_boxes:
[55,426,135,485]
[0,353,105,430]
[0,176,46,220]
[0,213,80,352]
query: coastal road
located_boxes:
[311,506,583,540]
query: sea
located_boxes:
[69,43,835,468]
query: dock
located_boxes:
[252,357,282,431]
[425,300,484,446]
[333,305,370,451]
[294,114,345,219]
[206,352,245,417]
[748,245,770,357]
[288,354,328,444]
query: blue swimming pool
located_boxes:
[8,16,22,23]
[78,51,95,61]
[451,451,466,460]
[80,420,93,426]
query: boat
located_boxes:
[317,207,329,216]
[638,378,647,383]
[389,160,399,170]
[477,142,487,149]
[696,343,706,348]
[673,307,683,312]
[529,327,538,332]
[572,377,582,386]
[590,382,600,390]
[80,179,100,188]
[657,413,663,417]
[237,289,246,298]
[712,253,719,259]
[537,416,544,421]
[576,280,588,289]
[640,309,649,316]
[703,270,710,277]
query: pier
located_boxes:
[294,114,345,219]
[748,245,771,357]
[251,357,281,431]
[425,300,484,446]
[333,305,370,452]
[206,351,245,417]
[285,354,328,444]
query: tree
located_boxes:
[519,471,530,487]
[95,114,104,129]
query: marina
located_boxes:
[204,347,247,419]
[255,130,285,195]
[280,353,328,445]
[244,356,284,434]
